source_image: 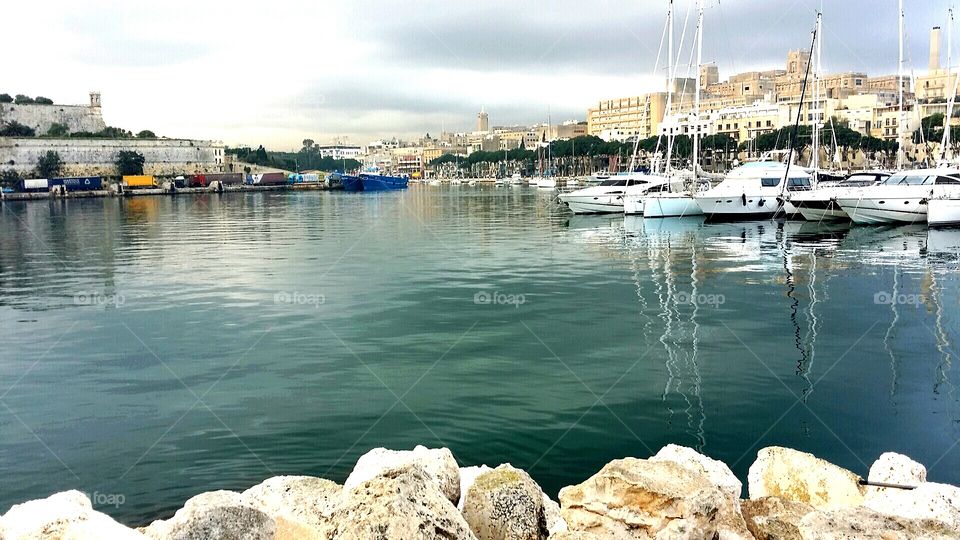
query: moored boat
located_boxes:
[694,162,812,220]
[359,173,409,191]
[789,171,889,221]
[558,174,649,214]
[835,168,960,225]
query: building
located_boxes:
[317,145,363,160]
[917,27,960,120]
[0,92,107,135]
[587,93,669,141]
[477,109,490,133]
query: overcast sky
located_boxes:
[4,0,951,150]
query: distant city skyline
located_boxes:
[5,0,952,149]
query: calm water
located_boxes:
[1,186,959,524]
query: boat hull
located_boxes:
[695,194,780,220]
[360,174,409,191]
[341,175,364,192]
[560,195,624,214]
[793,198,849,221]
[928,199,960,227]
[623,196,645,215]
[835,197,928,224]
[643,195,704,218]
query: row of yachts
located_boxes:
[556,162,960,227]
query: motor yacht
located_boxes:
[789,171,890,221]
[622,176,684,215]
[558,173,650,214]
[694,162,813,220]
[835,168,960,224]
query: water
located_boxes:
[1,186,958,524]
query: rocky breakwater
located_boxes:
[2,444,959,539]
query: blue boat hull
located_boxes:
[360,174,408,191]
[340,175,364,192]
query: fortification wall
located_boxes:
[0,138,226,177]
[0,103,107,135]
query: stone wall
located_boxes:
[0,137,226,178]
[0,103,106,135]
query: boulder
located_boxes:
[458,466,493,511]
[747,447,865,509]
[462,464,547,540]
[345,446,460,504]
[0,490,146,540]
[867,452,926,487]
[242,476,342,539]
[330,464,476,539]
[459,464,567,536]
[547,533,603,540]
[558,458,741,539]
[863,481,960,532]
[650,445,742,500]
[797,506,960,539]
[740,496,814,540]
[139,490,276,540]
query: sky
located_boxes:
[3,0,952,150]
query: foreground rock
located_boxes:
[650,444,742,500]
[559,457,747,539]
[139,491,275,540]
[797,506,960,539]
[863,481,960,533]
[459,465,566,536]
[740,496,814,540]
[345,445,461,504]
[330,464,475,539]
[0,491,146,540]
[462,464,546,540]
[747,447,865,510]
[242,476,342,539]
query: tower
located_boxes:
[477,108,489,133]
[930,26,942,71]
[90,91,102,108]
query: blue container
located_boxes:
[58,177,103,191]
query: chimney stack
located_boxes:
[930,26,942,71]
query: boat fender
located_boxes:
[758,199,766,207]
[920,198,928,205]
[741,194,747,206]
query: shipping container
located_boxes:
[58,177,103,191]
[247,172,287,186]
[207,173,243,185]
[21,179,49,191]
[122,175,157,188]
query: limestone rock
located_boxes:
[0,490,146,540]
[558,458,737,539]
[865,452,927,505]
[740,496,814,540]
[547,533,603,540]
[139,490,276,540]
[650,445,742,500]
[345,445,461,503]
[458,466,493,511]
[242,476,342,539]
[462,464,547,540]
[330,464,476,539]
[542,493,568,536]
[797,506,960,539]
[747,447,865,509]
[863,481,960,532]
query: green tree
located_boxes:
[116,150,145,176]
[34,97,54,105]
[136,130,157,138]
[14,94,34,104]
[0,121,36,137]
[46,123,69,137]
[36,151,63,178]
[0,169,21,188]
[99,126,133,138]
[0,94,12,104]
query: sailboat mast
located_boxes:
[941,8,957,163]
[665,0,675,175]
[897,0,905,170]
[812,12,822,173]
[693,0,702,183]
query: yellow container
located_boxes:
[122,175,156,188]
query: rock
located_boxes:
[462,464,547,540]
[558,458,740,539]
[345,445,461,504]
[863,481,960,532]
[650,444,742,500]
[458,466,493,511]
[542,493,568,536]
[865,453,927,501]
[242,476,342,539]
[740,496,814,540]
[330,464,475,539]
[0,490,146,540]
[547,533,603,540]
[797,506,960,539]
[747,447,865,510]
[139,490,276,540]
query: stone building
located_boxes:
[0,92,106,135]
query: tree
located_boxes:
[0,169,21,188]
[99,126,133,138]
[136,130,157,138]
[116,150,145,176]
[14,94,34,104]
[36,151,63,178]
[0,94,12,104]
[302,139,315,150]
[46,123,69,137]
[34,97,54,105]
[0,121,36,137]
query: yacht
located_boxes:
[558,173,650,214]
[836,168,960,224]
[789,171,889,221]
[928,197,960,227]
[509,172,524,185]
[694,162,813,220]
[643,179,712,218]
[622,176,684,215]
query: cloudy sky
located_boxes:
[4,0,950,149]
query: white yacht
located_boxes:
[558,173,650,214]
[928,198,960,226]
[622,176,683,215]
[509,172,523,185]
[694,162,813,220]
[789,171,889,221]
[643,179,712,218]
[836,168,960,224]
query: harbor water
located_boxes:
[1,186,958,524]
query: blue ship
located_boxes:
[359,173,409,191]
[340,174,364,192]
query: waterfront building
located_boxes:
[317,145,363,160]
[0,91,106,135]
[477,109,490,133]
[587,93,669,141]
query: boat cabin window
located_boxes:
[786,177,812,191]
[884,174,930,186]
[760,177,781,187]
[599,179,628,186]
[934,175,960,185]
[842,174,880,186]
